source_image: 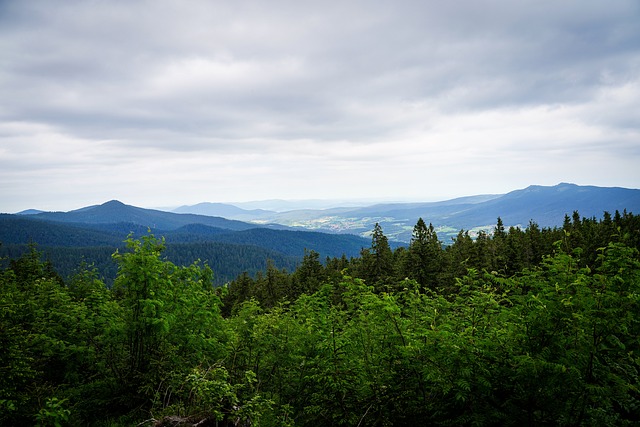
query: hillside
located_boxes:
[4,183,639,257]
[0,204,372,283]
[0,215,123,247]
[31,200,273,231]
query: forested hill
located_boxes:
[4,183,639,282]
[336,183,640,227]
[0,207,372,283]
[443,183,640,229]
[26,199,279,231]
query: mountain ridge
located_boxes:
[28,199,286,231]
[7,183,640,243]
[168,182,640,243]
[169,183,640,241]
[3,183,639,283]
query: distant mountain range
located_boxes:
[2,183,639,283]
[0,200,372,284]
[170,183,640,242]
[9,184,640,244]
[20,199,284,231]
[10,183,640,242]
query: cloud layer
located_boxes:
[1,0,639,211]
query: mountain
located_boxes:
[343,183,640,241]
[5,183,639,253]
[440,183,640,229]
[0,201,373,284]
[172,183,640,242]
[3,183,638,283]
[31,200,277,231]
[1,200,372,258]
[172,202,275,221]
[16,209,44,215]
[383,183,640,240]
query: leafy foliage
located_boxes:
[1,211,640,425]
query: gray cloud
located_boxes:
[1,0,639,212]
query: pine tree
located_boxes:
[494,216,506,239]
[358,223,394,290]
[293,249,325,297]
[405,218,442,289]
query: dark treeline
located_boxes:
[223,210,640,313]
[1,210,639,426]
[0,241,300,286]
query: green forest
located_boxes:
[1,211,639,426]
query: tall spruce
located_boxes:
[405,218,442,289]
[358,223,394,289]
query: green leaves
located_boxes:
[34,397,70,427]
[2,218,640,426]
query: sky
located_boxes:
[1,0,639,213]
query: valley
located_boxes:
[170,183,640,242]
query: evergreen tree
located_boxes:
[443,229,474,286]
[404,218,442,289]
[252,260,291,308]
[493,216,506,239]
[357,223,394,290]
[222,271,254,316]
[293,249,325,297]
[491,217,508,273]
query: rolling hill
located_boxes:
[30,200,277,231]
[0,202,372,284]
[172,183,640,242]
[3,183,639,283]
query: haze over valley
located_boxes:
[4,182,639,284]
[131,183,640,242]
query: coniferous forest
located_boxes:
[1,211,640,426]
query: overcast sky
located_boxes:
[1,0,639,212]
